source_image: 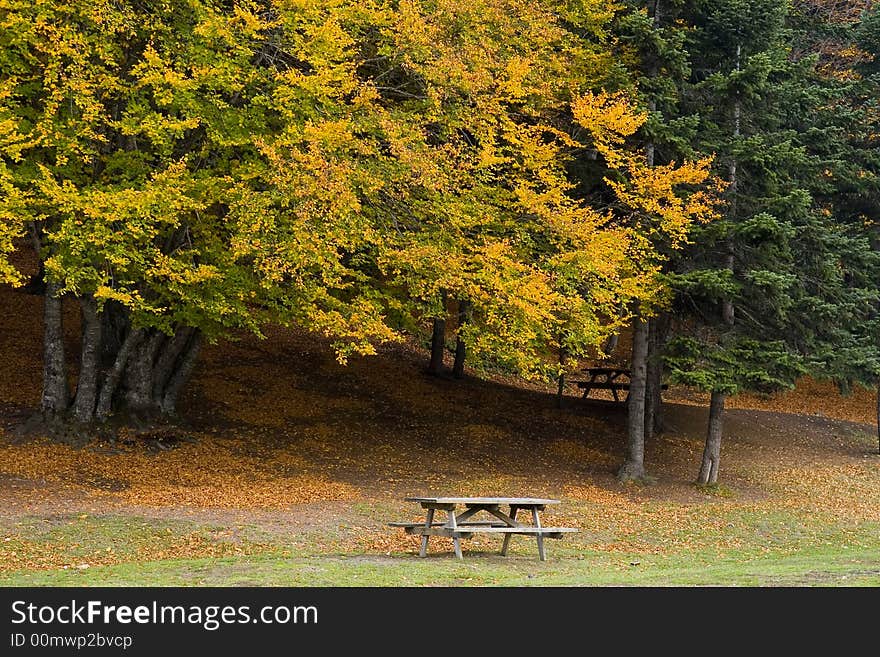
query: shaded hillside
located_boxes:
[0,281,875,509]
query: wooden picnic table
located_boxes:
[574,367,668,402]
[577,367,632,402]
[390,497,577,561]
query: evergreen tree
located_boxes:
[666,0,880,481]
[811,5,880,450]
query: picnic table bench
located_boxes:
[575,367,666,402]
[390,497,578,561]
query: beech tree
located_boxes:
[369,0,638,379]
[0,0,719,439]
[0,1,401,431]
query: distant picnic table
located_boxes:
[574,366,667,402]
[576,367,632,402]
[390,497,577,561]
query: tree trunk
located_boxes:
[428,292,447,375]
[556,372,566,409]
[452,338,465,378]
[96,328,144,420]
[72,295,101,423]
[645,315,668,438]
[644,318,658,441]
[152,327,194,403]
[24,223,46,295]
[99,300,129,369]
[723,44,741,327]
[428,318,446,375]
[644,0,659,165]
[602,332,619,358]
[124,331,163,415]
[619,306,648,481]
[453,300,470,379]
[698,390,725,485]
[23,261,46,295]
[696,44,739,480]
[38,290,203,430]
[652,313,671,434]
[40,281,69,419]
[160,332,202,415]
[637,0,662,444]
[876,382,879,455]
[555,346,568,409]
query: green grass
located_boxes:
[695,483,735,498]
[4,514,212,554]
[3,545,879,587]
[1,512,878,587]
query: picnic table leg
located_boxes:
[501,506,518,556]
[419,508,434,557]
[531,507,546,561]
[444,509,464,559]
[446,509,463,559]
[581,374,595,399]
[602,373,618,402]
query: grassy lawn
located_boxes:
[2,510,878,586]
[4,545,879,587]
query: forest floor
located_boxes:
[0,283,878,586]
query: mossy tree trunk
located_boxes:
[40,281,69,421]
[72,295,101,423]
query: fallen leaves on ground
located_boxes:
[0,436,359,510]
[665,377,877,426]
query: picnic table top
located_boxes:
[404,497,560,506]
[585,366,630,374]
